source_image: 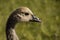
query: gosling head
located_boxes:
[11,7,41,23]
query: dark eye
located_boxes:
[25,13,29,15]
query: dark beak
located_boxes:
[30,15,41,22]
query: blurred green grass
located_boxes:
[0,0,60,40]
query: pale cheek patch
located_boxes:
[21,16,31,21]
[17,14,32,22]
[21,15,32,21]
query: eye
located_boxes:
[25,13,29,15]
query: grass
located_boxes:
[0,0,60,40]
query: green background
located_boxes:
[0,0,60,40]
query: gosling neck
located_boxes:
[6,17,18,40]
[6,19,17,30]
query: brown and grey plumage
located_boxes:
[6,7,41,40]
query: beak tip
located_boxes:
[36,18,41,23]
[39,20,42,23]
[31,15,42,23]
